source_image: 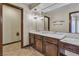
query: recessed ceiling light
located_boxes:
[34,8,37,11]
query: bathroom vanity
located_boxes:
[29,31,65,56]
[29,33,59,56]
[29,31,79,56]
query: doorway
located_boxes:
[0,3,23,56]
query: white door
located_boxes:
[3,5,21,44]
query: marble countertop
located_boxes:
[29,31,79,46]
[29,31,66,40]
[61,37,79,46]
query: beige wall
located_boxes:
[46,3,79,32]
[3,5,21,44]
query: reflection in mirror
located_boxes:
[69,11,79,33]
[34,15,50,31]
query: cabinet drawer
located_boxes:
[35,34,42,40]
[29,33,34,38]
[29,37,34,39]
[45,37,58,45]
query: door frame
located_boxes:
[0,4,3,56]
[2,3,24,47]
[0,3,24,56]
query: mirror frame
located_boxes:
[69,11,79,33]
[44,16,50,31]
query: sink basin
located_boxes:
[39,31,56,34]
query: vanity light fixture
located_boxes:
[34,16,37,19]
[34,8,37,11]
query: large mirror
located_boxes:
[69,11,79,33]
[34,15,50,31]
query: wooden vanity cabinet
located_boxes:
[29,33,35,48]
[34,34,43,53]
[59,42,79,55]
[43,37,59,56]
[29,33,59,56]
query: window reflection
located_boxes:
[70,12,79,33]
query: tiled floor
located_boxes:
[3,42,43,56]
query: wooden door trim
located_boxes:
[44,16,50,31]
[0,4,3,56]
[2,3,24,49]
[3,40,21,46]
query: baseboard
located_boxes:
[3,40,21,46]
[22,44,31,48]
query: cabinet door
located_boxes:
[45,42,58,56]
[29,33,35,47]
[35,38,43,52]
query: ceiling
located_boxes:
[23,3,71,13]
[31,3,71,13]
[24,3,40,9]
